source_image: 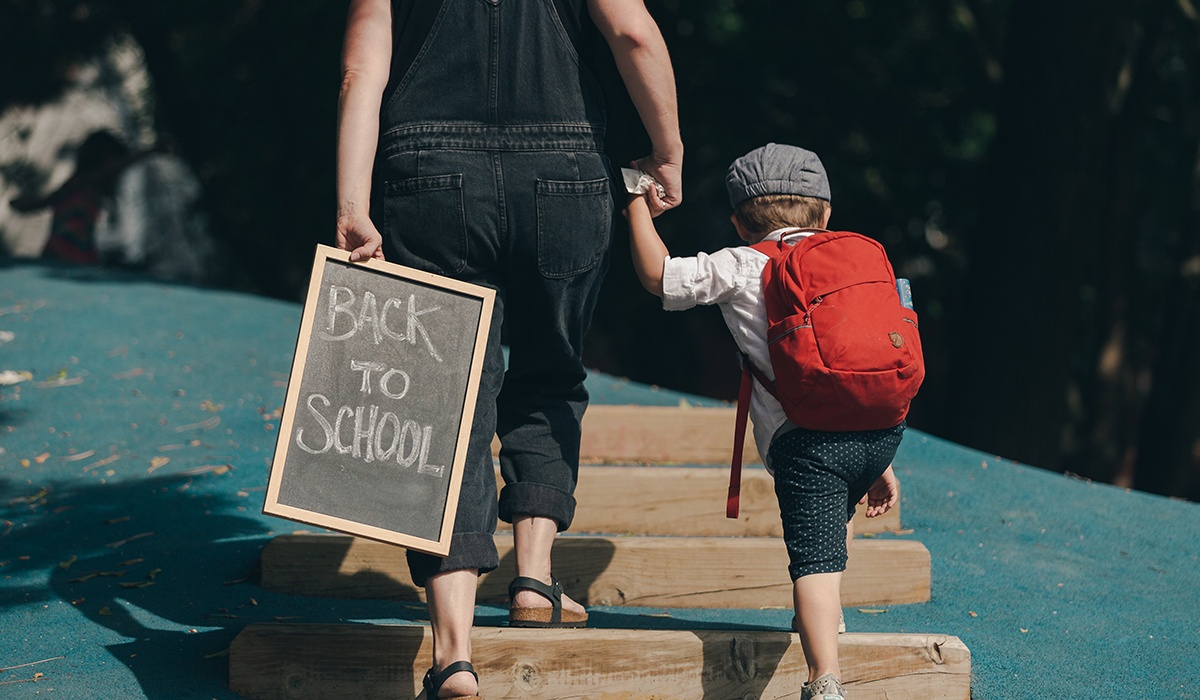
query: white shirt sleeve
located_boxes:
[661,248,747,311]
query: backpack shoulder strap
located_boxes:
[728,359,753,519]
[750,239,782,258]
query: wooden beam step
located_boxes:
[493,465,901,536]
[229,623,971,700]
[493,405,759,465]
[260,533,930,607]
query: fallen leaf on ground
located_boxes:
[147,456,170,474]
[33,453,50,464]
[106,532,154,549]
[0,656,65,674]
[174,416,220,432]
[0,370,33,386]
[63,450,97,462]
[857,608,888,614]
[179,464,233,476]
[68,570,127,583]
[106,516,131,525]
[35,376,84,388]
[58,556,77,570]
[98,607,112,616]
[112,368,145,380]
[82,455,120,472]
[118,558,143,566]
[8,488,47,505]
[119,581,156,589]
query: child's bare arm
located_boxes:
[625,194,668,297]
[861,464,899,517]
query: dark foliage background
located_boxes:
[2,0,1198,501]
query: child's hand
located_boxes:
[860,465,899,517]
[623,191,651,219]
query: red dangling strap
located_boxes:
[728,358,754,519]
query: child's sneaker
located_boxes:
[801,674,847,700]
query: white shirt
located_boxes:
[661,228,814,467]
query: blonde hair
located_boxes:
[734,194,830,236]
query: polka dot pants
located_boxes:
[768,424,905,580]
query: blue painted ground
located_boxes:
[1,261,1197,699]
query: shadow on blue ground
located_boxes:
[1,473,270,697]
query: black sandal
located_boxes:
[421,660,481,700]
[507,575,588,628]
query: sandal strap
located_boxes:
[423,660,478,697]
[508,575,564,624]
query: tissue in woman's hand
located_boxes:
[621,168,667,199]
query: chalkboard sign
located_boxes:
[265,245,495,556]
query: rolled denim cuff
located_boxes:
[406,531,500,588]
[497,481,577,531]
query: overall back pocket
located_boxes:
[535,177,612,279]
[383,173,467,276]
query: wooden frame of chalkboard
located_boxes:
[265,244,495,556]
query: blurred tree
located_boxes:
[0,0,345,296]
[1133,2,1200,501]
[945,0,1200,498]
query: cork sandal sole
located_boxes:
[507,575,588,628]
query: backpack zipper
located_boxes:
[803,296,824,325]
[768,297,824,343]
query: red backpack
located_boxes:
[726,230,924,517]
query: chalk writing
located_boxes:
[319,286,443,362]
[349,360,410,399]
[293,394,444,476]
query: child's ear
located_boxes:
[730,214,752,243]
[821,206,832,229]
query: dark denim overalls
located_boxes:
[378,0,615,584]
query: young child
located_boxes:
[625,143,903,700]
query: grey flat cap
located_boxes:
[725,143,830,207]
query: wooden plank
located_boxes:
[492,405,759,465]
[260,533,930,607]
[492,465,902,536]
[229,624,971,700]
